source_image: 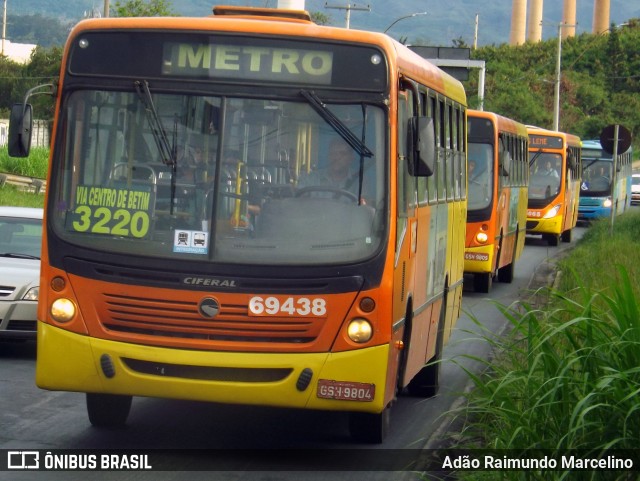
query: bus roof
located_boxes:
[582,139,633,155]
[526,125,582,149]
[468,109,528,138]
[66,8,466,106]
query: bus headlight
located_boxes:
[475,232,488,244]
[50,298,76,323]
[543,205,561,219]
[603,197,612,208]
[347,319,373,343]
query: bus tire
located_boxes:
[561,228,572,243]
[349,406,390,444]
[406,299,445,398]
[498,259,515,283]
[473,272,492,293]
[86,393,132,427]
[545,234,559,246]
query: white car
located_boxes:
[0,206,43,341]
[632,174,640,205]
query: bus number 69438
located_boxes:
[248,296,327,317]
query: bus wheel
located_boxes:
[86,393,132,427]
[498,260,515,283]
[349,406,390,444]
[407,300,445,397]
[473,272,492,293]
[544,234,560,246]
[561,228,572,243]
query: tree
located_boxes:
[112,0,177,17]
[310,12,331,25]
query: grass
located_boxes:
[0,146,49,179]
[0,146,48,207]
[450,211,640,481]
[0,183,45,207]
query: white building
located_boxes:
[2,39,37,63]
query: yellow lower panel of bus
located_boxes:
[36,322,389,413]
[464,244,494,274]
[527,216,562,235]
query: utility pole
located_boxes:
[473,13,479,49]
[104,0,109,18]
[2,0,7,57]
[551,22,576,131]
[324,2,370,29]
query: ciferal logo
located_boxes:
[8,451,39,469]
[183,276,237,288]
[199,298,220,318]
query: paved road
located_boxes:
[0,228,584,481]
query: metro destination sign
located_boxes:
[163,42,334,85]
[68,31,387,91]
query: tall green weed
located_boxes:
[451,212,640,481]
[0,146,49,179]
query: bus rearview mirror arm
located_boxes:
[8,82,56,158]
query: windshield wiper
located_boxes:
[529,149,543,167]
[134,80,179,214]
[299,90,373,158]
[0,252,40,260]
[134,80,175,166]
[300,90,374,205]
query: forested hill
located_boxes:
[10,0,640,48]
[465,20,639,148]
[3,9,639,151]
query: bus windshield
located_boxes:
[528,152,562,200]
[580,159,612,195]
[467,142,493,210]
[50,89,386,266]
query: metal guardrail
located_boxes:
[0,172,47,194]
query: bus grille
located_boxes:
[99,292,322,344]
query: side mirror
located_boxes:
[408,116,435,177]
[498,150,510,176]
[8,103,33,158]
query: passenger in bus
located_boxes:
[539,160,559,179]
[176,144,197,182]
[297,138,370,202]
[178,139,213,184]
[468,159,489,204]
[468,159,485,184]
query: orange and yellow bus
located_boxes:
[526,126,582,246]
[9,6,467,443]
[464,110,529,293]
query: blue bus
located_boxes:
[578,139,633,222]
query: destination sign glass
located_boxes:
[68,32,388,92]
[529,134,564,149]
[467,117,495,143]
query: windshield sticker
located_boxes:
[173,230,209,255]
[67,184,154,238]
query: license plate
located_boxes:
[317,379,375,402]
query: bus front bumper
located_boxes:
[36,322,389,413]
[526,216,562,235]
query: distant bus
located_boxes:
[465,110,529,293]
[8,6,468,443]
[578,139,633,222]
[526,127,582,246]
